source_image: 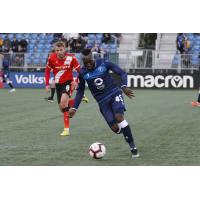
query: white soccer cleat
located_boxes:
[131,148,140,159]
[9,88,16,93]
[60,129,70,136]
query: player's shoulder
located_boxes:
[48,52,56,60]
[96,58,104,64]
[96,58,112,68]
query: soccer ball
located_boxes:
[89,142,106,159]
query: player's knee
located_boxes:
[59,102,66,111]
[60,99,69,109]
[110,124,120,134]
[115,114,124,123]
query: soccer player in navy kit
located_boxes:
[0,53,16,92]
[69,49,139,158]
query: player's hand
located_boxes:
[69,108,76,118]
[71,81,78,91]
[46,85,50,93]
[122,87,135,99]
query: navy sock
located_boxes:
[50,88,55,99]
[121,125,136,150]
[197,93,200,103]
[8,83,14,89]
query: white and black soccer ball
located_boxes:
[89,142,106,159]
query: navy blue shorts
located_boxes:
[55,80,72,104]
[99,91,126,127]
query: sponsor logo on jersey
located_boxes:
[94,78,105,90]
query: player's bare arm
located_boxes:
[45,65,51,93]
[122,87,135,99]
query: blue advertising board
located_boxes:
[3,72,78,88]
[6,72,52,88]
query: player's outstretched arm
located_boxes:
[71,75,86,116]
[106,61,128,87]
[106,61,134,98]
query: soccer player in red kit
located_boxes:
[45,41,80,136]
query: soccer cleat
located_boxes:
[82,96,89,103]
[60,129,70,136]
[131,148,140,159]
[44,97,54,103]
[190,101,200,107]
[9,88,16,93]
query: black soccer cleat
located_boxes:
[131,148,140,159]
[44,97,54,103]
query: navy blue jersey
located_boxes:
[73,59,127,109]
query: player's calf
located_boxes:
[60,106,70,136]
[118,119,139,158]
[197,90,200,103]
[59,97,71,136]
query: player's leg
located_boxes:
[4,74,16,92]
[115,113,139,158]
[45,79,55,102]
[112,93,139,158]
[68,98,75,107]
[56,82,71,136]
[198,88,200,103]
[49,79,56,100]
[99,100,120,133]
[59,93,70,136]
[191,86,200,107]
[99,100,138,158]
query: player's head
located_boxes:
[54,41,66,59]
[81,48,95,70]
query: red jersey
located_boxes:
[45,52,80,86]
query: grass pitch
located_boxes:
[0,89,200,165]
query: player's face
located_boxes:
[55,46,66,59]
[83,58,95,70]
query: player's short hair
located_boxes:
[81,48,92,56]
[54,41,66,48]
[81,48,94,60]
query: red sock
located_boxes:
[63,112,70,130]
[68,99,75,107]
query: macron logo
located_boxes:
[128,75,194,88]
